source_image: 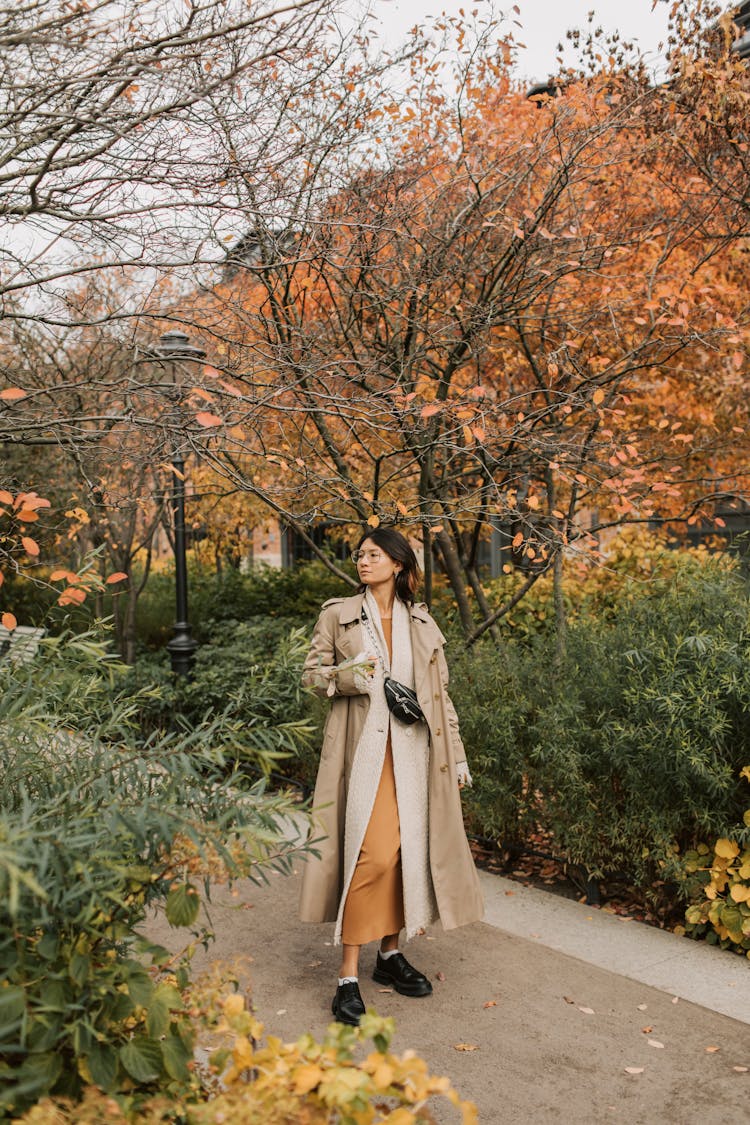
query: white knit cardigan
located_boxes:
[333,590,438,944]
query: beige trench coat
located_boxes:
[299,592,484,934]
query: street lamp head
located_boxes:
[156,330,207,362]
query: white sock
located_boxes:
[379,948,399,959]
[338,976,358,985]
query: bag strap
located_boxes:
[360,608,391,675]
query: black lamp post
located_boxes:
[155,330,206,676]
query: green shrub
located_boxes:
[450,638,539,848]
[124,621,322,780]
[455,552,750,899]
[0,635,312,1120]
[136,560,352,649]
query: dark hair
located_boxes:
[355,527,420,605]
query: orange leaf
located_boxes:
[512,532,524,549]
[592,388,605,406]
[21,536,40,556]
[0,489,13,504]
[420,404,441,419]
[453,1043,479,1052]
[367,514,380,528]
[1,612,17,631]
[195,412,223,427]
[472,427,486,442]
[16,510,39,523]
[106,572,128,584]
[58,587,87,606]
[50,569,77,582]
[0,387,26,401]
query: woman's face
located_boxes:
[355,537,400,587]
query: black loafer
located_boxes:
[372,951,433,997]
[331,980,365,1026]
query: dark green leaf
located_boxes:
[161,1033,192,1082]
[119,1037,163,1084]
[166,883,200,928]
[87,1043,118,1090]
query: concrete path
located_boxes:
[145,863,750,1124]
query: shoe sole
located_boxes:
[372,969,433,997]
[331,1000,363,1026]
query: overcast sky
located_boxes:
[364,0,672,81]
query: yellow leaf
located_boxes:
[729,883,750,903]
[372,1061,394,1089]
[223,994,245,1017]
[367,514,380,528]
[715,839,740,860]
[293,1062,323,1095]
[453,1043,479,1052]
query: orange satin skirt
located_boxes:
[341,618,405,945]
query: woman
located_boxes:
[300,527,483,1026]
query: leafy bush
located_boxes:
[16,1005,476,1124]
[123,621,322,782]
[450,639,539,848]
[136,560,352,649]
[679,769,750,954]
[454,551,750,899]
[0,635,312,1120]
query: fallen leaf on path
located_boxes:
[578,1007,595,1015]
[625,1067,645,1075]
[454,1044,479,1052]
[671,996,679,1004]
[377,988,393,994]
[705,1046,720,1053]
[308,960,322,968]
[648,1040,665,1049]
[435,971,446,982]
[563,996,575,1005]
[732,1066,748,1073]
[641,1027,653,1034]
[505,890,515,896]
[483,1000,497,1009]
[276,1009,287,1016]
[637,1004,648,1011]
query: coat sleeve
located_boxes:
[437,643,466,765]
[302,603,367,698]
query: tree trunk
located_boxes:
[553,547,567,665]
[435,529,474,635]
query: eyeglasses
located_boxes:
[351,549,384,564]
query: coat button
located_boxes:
[440,764,448,772]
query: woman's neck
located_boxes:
[368,581,396,619]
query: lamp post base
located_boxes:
[167,625,198,677]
